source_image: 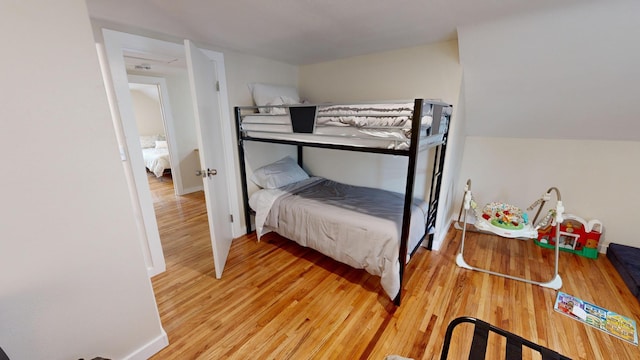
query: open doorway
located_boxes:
[122,63,208,278]
[127,69,202,197]
[126,72,207,272]
[99,29,241,280]
[129,81,176,189]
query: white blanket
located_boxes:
[142,148,170,177]
[317,103,414,117]
[316,102,434,129]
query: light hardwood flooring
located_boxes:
[147,174,640,359]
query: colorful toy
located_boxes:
[536,214,602,259]
[474,201,536,238]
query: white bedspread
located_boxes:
[316,102,439,129]
[142,148,170,177]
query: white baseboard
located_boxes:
[182,185,204,194]
[147,263,166,278]
[599,242,609,254]
[123,329,169,360]
[431,237,444,251]
[430,219,454,251]
[423,218,455,252]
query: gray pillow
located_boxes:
[250,156,308,189]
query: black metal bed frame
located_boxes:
[440,317,571,359]
[234,99,452,305]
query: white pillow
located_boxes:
[266,95,301,115]
[155,140,168,149]
[250,156,309,189]
[140,135,158,149]
[248,83,300,114]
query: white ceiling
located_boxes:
[87,0,592,65]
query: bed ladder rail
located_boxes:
[424,112,449,250]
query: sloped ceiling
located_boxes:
[86,0,592,65]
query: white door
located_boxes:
[184,40,234,278]
[100,30,241,279]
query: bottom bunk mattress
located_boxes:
[142,147,171,177]
[250,177,429,300]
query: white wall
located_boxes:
[459,0,640,141]
[130,86,165,136]
[457,0,640,249]
[161,70,203,192]
[222,51,300,202]
[458,138,640,250]
[0,1,165,359]
[300,41,461,104]
[299,40,464,248]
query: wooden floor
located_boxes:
[147,174,640,359]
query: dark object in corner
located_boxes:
[440,317,571,360]
[0,347,9,360]
[289,106,316,133]
[607,243,640,302]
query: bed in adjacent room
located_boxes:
[140,135,171,177]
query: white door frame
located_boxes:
[100,29,242,278]
[128,75,183,196]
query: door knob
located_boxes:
[196,168,217,178]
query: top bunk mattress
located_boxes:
[238,100,452,151]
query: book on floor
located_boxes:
[554,291,638,345]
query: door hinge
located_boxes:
[230,214,234,222]
[215,81,220,92]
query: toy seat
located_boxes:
[455,179,564,290]
[440,317,571,360]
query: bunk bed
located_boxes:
[235,98,453,305]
